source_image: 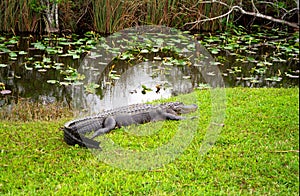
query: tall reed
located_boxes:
[93,0,125,34]
[91,0,237,33]
[0,0,42,33]
[4,0,294,34]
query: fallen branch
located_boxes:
[234,5,299,28]
[184,1,299,29]
[76,0,92,25]
[269,150,299,153]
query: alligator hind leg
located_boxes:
[90,117,117,139]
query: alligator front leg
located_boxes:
[90,117,117,139]
[150,109,186,121]
[157,110,197,121]
[162,112,185,120]
[165,113,187,120]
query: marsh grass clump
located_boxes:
[0,98,72,121]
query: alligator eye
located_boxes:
[173,106,181,113]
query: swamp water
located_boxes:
[0,27,299,117]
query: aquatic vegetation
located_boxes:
[198,26,299,87]
[0,82,11,96]
[0,27,298,108]
[85,82,100,94]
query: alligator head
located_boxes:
[169,102,198,114]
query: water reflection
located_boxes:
[77,60,198,114]
[0,32,299,113]
[98,61,187,105]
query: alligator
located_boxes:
[63,102,198,149]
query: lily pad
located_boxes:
[153,56,162,61]
[141,85,152,91]
[37,69,47,72]
[210,48,220,54]
[265,76,282,82]
[85,83,100,94]
[285,73,299,78]
[24,64,33,70]
[109,73,120,80]
[140,49,149,54]
[9,52,17,57]
[32,42,46,50]
[47,80,59,84]
[19,51,28,55]
[198,83,211,90]
[182,76,191,79]
[59,82,71,86]
[0,89,11,95]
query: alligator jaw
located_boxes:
[174,104,198,114]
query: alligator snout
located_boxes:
[177,104,198,114]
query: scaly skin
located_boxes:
[63,102,197,149]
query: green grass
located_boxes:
[0,88,299,195]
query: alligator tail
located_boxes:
[63,128,101,149]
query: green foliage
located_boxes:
[84,82,100,94]
[0,88,299,194]
[29,0,44,13]
[0,0,43,32]
[1,0,298,33]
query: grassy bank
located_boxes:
[0,88,299,195]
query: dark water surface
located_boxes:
[0,32,299,114]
